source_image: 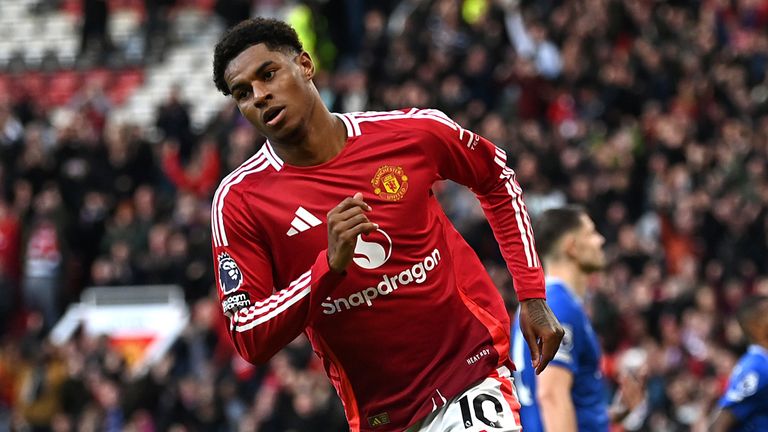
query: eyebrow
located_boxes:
[229,60,275,93]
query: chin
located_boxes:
[278,121,308,142]
[582,261,606,274]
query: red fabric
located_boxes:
[210,108,544,431]
[660,215,698,275]
[547,92,576,125]
[0,211,20,280]
[162,145,221,197]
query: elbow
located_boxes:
[239,351,271,366]
[232,337,276,366]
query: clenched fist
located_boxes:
[327,192,378,273]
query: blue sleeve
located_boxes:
[547,297,581,374]
[718,361,768,421]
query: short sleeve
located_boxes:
[548,300,580,374]
[719,363,768,421]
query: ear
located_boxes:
[296,51,315,81]
[561,233,578,260]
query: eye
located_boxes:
[264,70,276,81]
[234,88,251,101]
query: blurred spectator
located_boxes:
[21,185,68,329]
[156,86,194,161]
[103,124,158,200]
[0,0,767,430]
[161,138,221,198]
[610,347,652,431]
[215,0,254,30]
[0,200,20,334]
[503,4,562,79]
[79,0,111,63]
[69,81,112,136]
[143,0,176,62]
[0,99,23,149]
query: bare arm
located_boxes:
[710,408,737,432]
[537,365,577,432]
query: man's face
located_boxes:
[570,214,606,273]
[224,44,315,141]
[753,300,768,341]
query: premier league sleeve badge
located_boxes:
[218,252,243,294]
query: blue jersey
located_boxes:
[511,278,608,432]
[718,345,768,432]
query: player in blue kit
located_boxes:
[511,206,609,431]
[711,295,768,432]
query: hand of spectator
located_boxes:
[519,298,565,375]
[617,370,645,409]
[161,140,179,158]
[496,0,520,13]
[327,193,377,273]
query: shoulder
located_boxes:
[545,284,581,322]
[211,145,282,238]
[724,353,768,402]
[213,144,282,206]
[339,108,464,138]
[738,352,768,379]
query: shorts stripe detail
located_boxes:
[491,366,523,427]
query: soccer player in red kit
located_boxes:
[211,18,564,432]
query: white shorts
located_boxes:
[406,366,523,432]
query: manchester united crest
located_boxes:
[371,165,409,201]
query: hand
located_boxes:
[497,0,520,13]
[519,298,564,375]
[161,140,179,157]
[327,193,377,273]
[617,372,645,409]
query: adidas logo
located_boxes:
[287,207,322,237]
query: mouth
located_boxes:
[262,106,286,127]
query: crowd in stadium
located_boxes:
[1,0,768,430]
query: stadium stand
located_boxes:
[1,0,768,430]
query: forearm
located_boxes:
[420,109,544,297]
[479,180,544,300]
[710,408,737,432]
[538,394,578,432]
[228,250,343,364]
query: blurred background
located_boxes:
[0,0,767,430]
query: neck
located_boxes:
[544,259,588,299]
[269,95,346,167]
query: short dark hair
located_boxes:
[534,206,587,260]
[213,18,304,96]
[737,295,768,340]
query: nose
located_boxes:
[251,81,271,108]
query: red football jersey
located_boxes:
[211,108,545,431]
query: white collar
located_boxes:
[748,344,768,359]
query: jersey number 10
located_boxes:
[458,393,504,428]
